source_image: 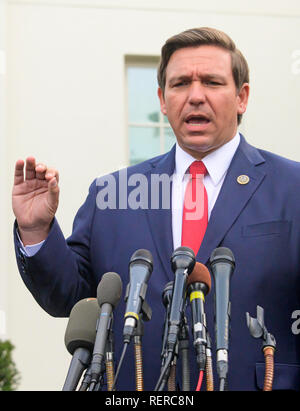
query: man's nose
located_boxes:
[188,81,206,105]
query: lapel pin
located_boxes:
[237,175,250,185]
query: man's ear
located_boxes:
[237,83,250,116]
[158,87,167,116]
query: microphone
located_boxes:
[111,249,153,391]
[154,247,195,391]
[167,246,195,353]
[160,281,174,366]
[209,247,235,390]
[63,298,100,391]
[123,249,153,343]
[89,272,123,390]
[187,262,211,371]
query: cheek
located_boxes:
[164,103,178,122]
[165,95,185,118]
[213,95,239,120]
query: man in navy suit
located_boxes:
[13,27,300,390]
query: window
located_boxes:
[126,56,176,166]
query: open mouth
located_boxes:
[185,114,210,125]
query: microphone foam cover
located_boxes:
[97,272,123,309]
[187,262,212,293]
[64,298,100,355]
[130,249,153,269]
[210,247,235,265]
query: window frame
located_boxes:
[125,55,174,166]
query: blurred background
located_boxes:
[0,0,300,390]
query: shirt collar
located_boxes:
[174,131,240,186]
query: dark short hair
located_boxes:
[157,27,249,125]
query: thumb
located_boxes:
[48,177,60,208]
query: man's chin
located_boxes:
[179,137,216,158]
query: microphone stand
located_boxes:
[78,365,92,391]
[156,350,174,391]
[156,316,187,392]
[157,330,179,392]
[205,333,214,391]
[78,360,106,391]
[178,315,190,391]
[160,281,173,370]
[94,362,106,391]
[167,343,178,391]
[246,305,276,391]
[82,316,114,392]
[155,299,189,391]
[113,286,152,391]
[155,247,195,392]
[134,319,144,391]
[93,315,115,391]
[105,318,115,391]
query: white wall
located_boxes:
[3,0,300,390]
[0,0,8,340]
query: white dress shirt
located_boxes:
[21,132,240,256]
[172,132,240,250]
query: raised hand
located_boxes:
[12,157,60,245]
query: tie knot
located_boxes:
[189,161,207,179]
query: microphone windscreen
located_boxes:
[64,298,100,355]
[97,272,123,309]
[130,248,153,269]
[187,262,211,293]
[210,247,235,265]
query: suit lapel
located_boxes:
[144,146,176,281]
[197,135,266,265]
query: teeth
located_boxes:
[187,117,209,124]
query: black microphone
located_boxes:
[209,247,235,390]
[63,298,100,391]
[89,272,123,390]
[167,246,195,353]
[123,249,153,343]
[161,281,174,365]
[187,262,211,371]
[154,247,195,391]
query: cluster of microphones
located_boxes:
[62,245,276,392]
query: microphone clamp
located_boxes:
[246,305,276,351]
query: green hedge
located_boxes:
[0,340,20,391]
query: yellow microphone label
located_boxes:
[190,291,204,302]
[124,312,139,321]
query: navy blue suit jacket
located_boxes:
[14,135,300,390]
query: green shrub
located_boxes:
[0,340,20,391]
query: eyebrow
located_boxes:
[168,73,227,85]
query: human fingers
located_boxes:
[14,159,25,186]
[35,163,48,180]
[47,176,60,211]
[35,163,59,184]
[45,167,59,184]
[25,157,37,180]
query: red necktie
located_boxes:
[181,161,208,256]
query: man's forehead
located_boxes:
[166,45,232,77]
